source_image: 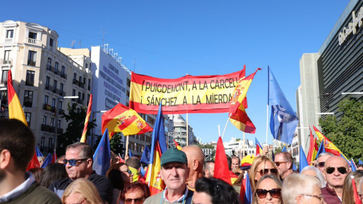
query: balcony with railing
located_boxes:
[73,79,78,85]
[23,98,32,107]
[0,59,12,65]
[46,65,53,71]
[27,38,41,44]
[43,104,55,113]
[61,72,67,79]
[27,60,36,66]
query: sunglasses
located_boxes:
[326,167,347,174]
[125,197,144,204]
[259,168,278,175]
[63,158,88,167]
[316,162,325,168]
[256,188,281,199]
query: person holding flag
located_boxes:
[144,148,193,204]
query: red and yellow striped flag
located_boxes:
[101,103,153,137]
[7,70,27,125]
[313,125,347,159]
[7,70,40,170]
[80,94,93,143]
[229,68,260,133]
[307,128,318,165]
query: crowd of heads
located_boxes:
[0,118,362,204]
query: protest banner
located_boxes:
[129,70,245,114]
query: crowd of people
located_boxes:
[0,118,362,204]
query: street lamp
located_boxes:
[341,92,363,95]
[54,95,79,152]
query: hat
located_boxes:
[161,148,187,166]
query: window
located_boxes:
[72,89,76,96]
[42,115,47,125]
[73,73,77,80]
[6,30,14,38]
[50,118,55,127]
[88,79,91,90]
[53,80,57,91]
[49,38,54,47]
[55,62,59,72]
[28,32,37,39]
[47,58,52,70]
[60,83,64,92]
[25,70,35,86]
[48,138,54,150]
[27,51,36,66]
[58,100,62,110]
[51,98,56,108]
[79,76,82,84]
[25,112,31,126]
[44,95,49,104]
[61,66,65,75]
[24,90,33,107]
[40,137,45,150]
[57,120,61,128]
[45,76,50,89]
[3,50,10,64]
[1,70,8,84]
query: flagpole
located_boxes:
[222,114,229,139]
[186,113,189,146]
[125,135,129,158]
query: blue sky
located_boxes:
[2,0,349,144]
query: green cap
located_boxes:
[161,148,187,166]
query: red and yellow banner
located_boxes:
[313,125,346,159]
[101,103,152,136]
[80,94,93,143]
[7,70,28,125]
[129,70,245,114]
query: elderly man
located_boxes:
[274,152,294,180]
[321,156,350,204]
[0,119,61,203]
[182,145,204,191]
[49,142,113,203]
[144,148,193,204]
[315,152,333,173]
[282,174,324,204]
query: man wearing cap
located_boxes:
[144,148,193,204]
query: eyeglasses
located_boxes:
[63,158,88,167]
[275,161,288,166]
[256,188,281,199]
[300,194,323,201]
[259,168,278,176]
[326,167,347,174]
[315,162,325,168]
[125,197,144,204]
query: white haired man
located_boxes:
[282,174,324,204]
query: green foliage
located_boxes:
[57,103,96,155]
[274,147,283,154]
[110,133,124,156]
[319,98,363,161]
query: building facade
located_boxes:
[166,114,197,147]
[0,20,91,153]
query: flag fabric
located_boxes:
[299,145,309,172]
[214,136,231,185]
[35,146,43,157]
[26,152,40,171]
[268,67,298,144]
[240,172,252,204]
[41,153,52,168]
[255,137,263,156]
[145,104,167,195]
[140,145,151,165]
[359,159,363,166]
[93,129,111,176]
[140,166,146,177]
[281,146,287,152]
[352,177,362,204]
[129,149,133,158]
[315,139,326,160]
[80,94,92,143]
[52,150,57,164]
[7,70,28,125]
[102,103,153,137]
[312,125,347,159]
[307,128,318,165]
[229,68,260,133]
[350,159,357,172]
[173,139,182,150]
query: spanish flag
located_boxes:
[101,103,152,137]
[306,128,318,165]
[173,139,182,150]
[8,70,40,170]
[7,70,27,125]
[313,125,346,159]
[229,68,260,133]
[80,94,92,143]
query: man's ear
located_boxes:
[0,149,11,170]
[192,160,199,171]
[86,158,93,169]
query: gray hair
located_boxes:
[301,166,326,187]
[282,173,321,204]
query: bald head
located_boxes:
[324,156,350,189]
[182,145,205,189]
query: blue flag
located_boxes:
[315,140,326,160]
[299,145,309,172]
[36,146,43,157]
[359,159,363,166]
[281,146,287,152]
[350,159,357,172]
[149,104,167,166]
[129,149,133,158]
[93,129,111,176]
[241,172,252,203]
[268,67,298,144]
[140,145,151,164]
[41,153,52,168]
